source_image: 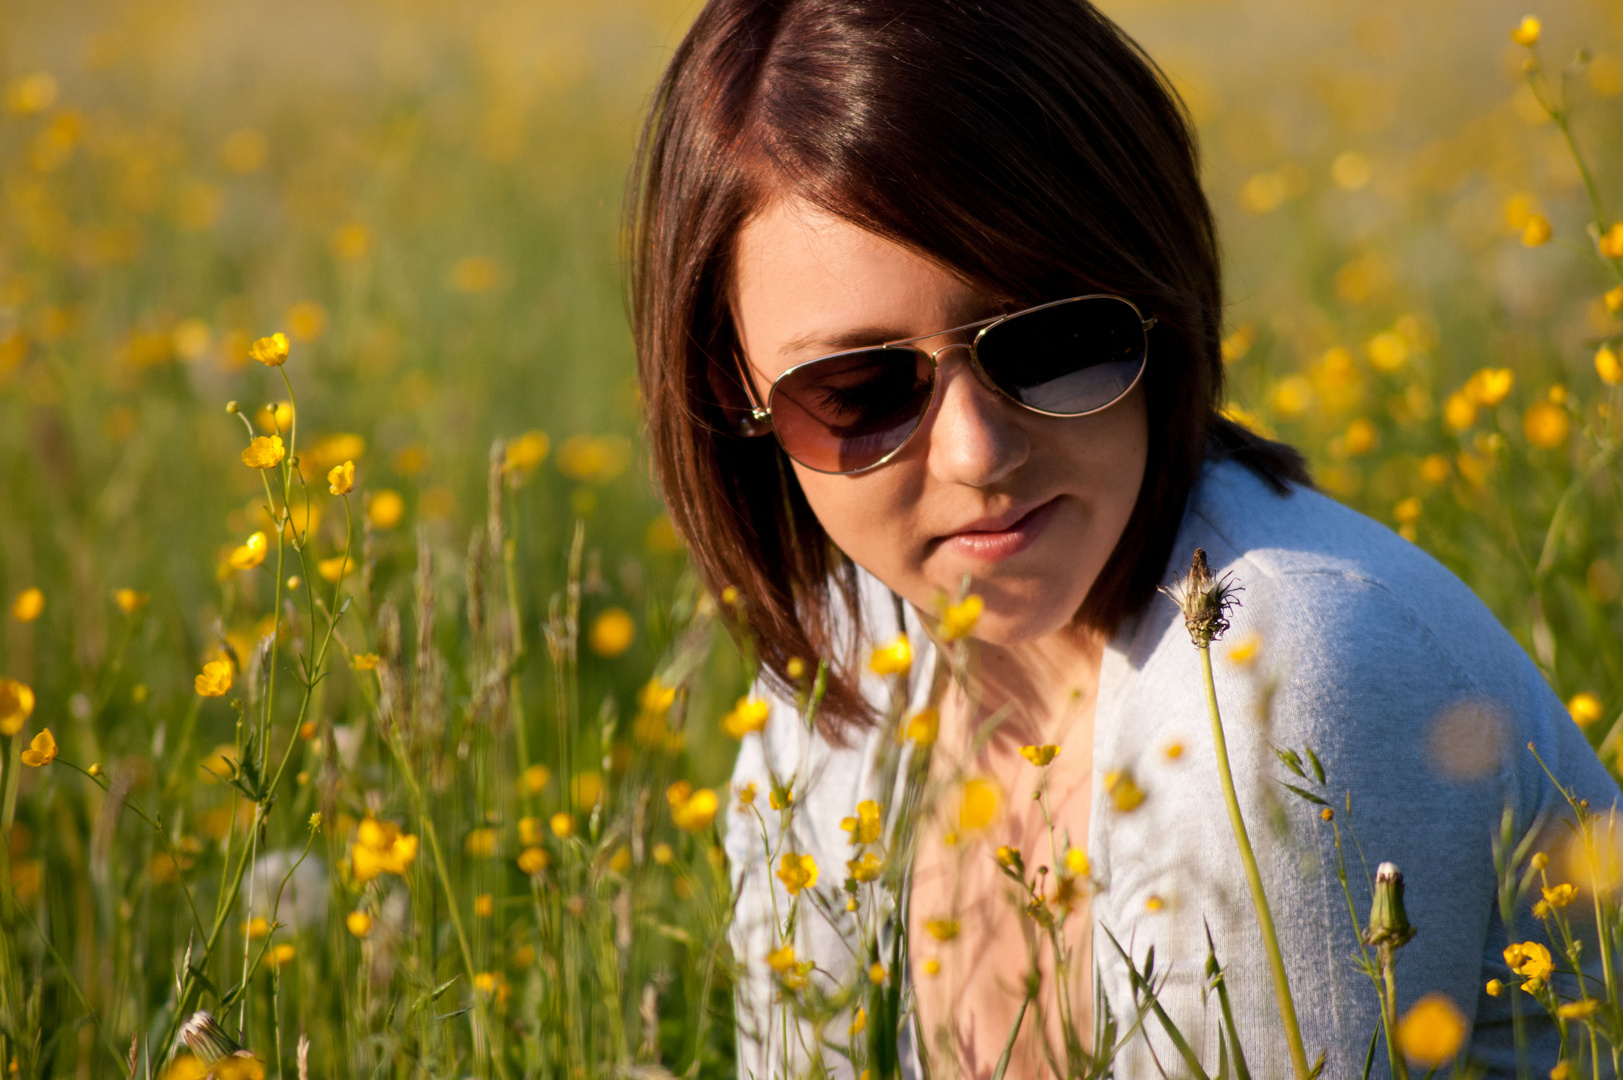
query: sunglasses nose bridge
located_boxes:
[927,340,974,364]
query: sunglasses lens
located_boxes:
[974,296,1146,414]
[768,347,934,472]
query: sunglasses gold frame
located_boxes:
[733,293,1156,475]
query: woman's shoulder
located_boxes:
[1184,458,1509,672]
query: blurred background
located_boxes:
[3,0,1622,763]
[2,0,1623,1072]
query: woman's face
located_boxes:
[731,198,1148,646]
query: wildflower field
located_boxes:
[3,0,1623,1076]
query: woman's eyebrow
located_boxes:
[779,326,912,356]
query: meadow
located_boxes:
[2,0,1623,1076]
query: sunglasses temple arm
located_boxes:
[729,350,775,436]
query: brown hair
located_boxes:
[627,0,1308,732]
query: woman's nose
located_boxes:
[920,348,1030,488]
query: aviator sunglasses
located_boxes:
[734,293,1155,475]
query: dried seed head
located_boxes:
[1364,862,1416,949]
[1160,548,1242,647]
[179,1010,241,1066]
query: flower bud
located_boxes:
[1364,862,1416,949]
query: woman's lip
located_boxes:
[937,498,1060,562]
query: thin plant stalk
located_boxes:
[1197,642,1310,1079]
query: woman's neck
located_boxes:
[959,621,1107,750]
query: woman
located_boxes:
[627,1,1612,1076]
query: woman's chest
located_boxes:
[906,708,1097,1076]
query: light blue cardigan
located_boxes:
[725,458,1615,1078]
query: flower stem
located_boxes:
[1198,643,1310,1079]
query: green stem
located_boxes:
[1380,947,1410,1080]
[1198,644,1310,1080]
[385,731,511,1080]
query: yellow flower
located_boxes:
[1165,741,1184,760]
[940,594,984,640]
[464,828,497,858]
[1596,346,1623,385]
[1552,1062,1572,1080]
[1557,998,1599,1020]
[840,800,884,845]
[349,817,420,883]
[1524,401,1569,449]
[1065,847,1090,876]
[776,852,819,894]
[1105,770,1145,812]
[786,656,806,680]
[317,556,353,583]
[194,660,234,698]
[0,678,36,736]
[328,460,354,495]
[268,943,295,969]
[1485,978,1504,997]
[245,916,271,940]
[351,653,380,671]
[769,785,792,810]
[524,763,551,794]
[1505,941,1554,990]
[671,788,719,831]
[517,846,549,875]
[1542,882,1578,908]
[736,782,757,807]
[904,709,938,747]
[211,1054,266,1080]
[1522,214,1552,247]
[1019,744,1060,767]
[610,844,633,872]
[248,332,289,367]
[367,489,404,529]
[996,845,1020,868]
[1605,286,1623,313]
[1510,15,1541,46]
[228,532,268,571]
[850,1007,867,1037]
[923,959,941,976]
[1534,900,1552,920]
[1419,454,1452,484]
[1226,634,1262,666]
[20,728,56,767]
[651,842,674,866]
[925,918,959,941]
[958,777,1001,831]
[1396,992,1468,1067]
[589,608,636,658]
[516,816,543,846]
[848,851,884,882]
[720,696,770,739]
[1568,692,1604,727]
[1392,497,1423,527]
[242,435,286,470]
[869,962,886,984]
[10,587,44,622]
[550,812,574,838]
[1465,368,1514,407]
[504,430,550,472]
[869,634,912,676]
[345,910,373,938]
[162,1056,209,1080]
[1600,224,1623,259]
[113,588,149,614]
[473,893,495,917]
[1443,391,1477,433]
